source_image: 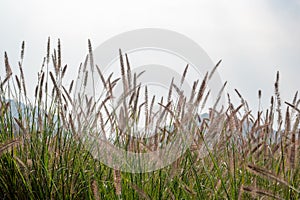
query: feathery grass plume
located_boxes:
[239,110,251,132]
[38,72,45,102]
[298,127,300,153]
[242,186,284,200]
[144,85,149,130]
[290,125,297,169]
[128,90,136,109]
[110,77,120,91]
[258,90,262,112]
[248,114,264,143]
[232,103,244,133]
[234,89,242,101]
[250,141,264,155]
[153,102,163,150]
[149,95,155,125]
[180,64,189,87]
[0,76,9,89]
[62,86,73,105]
[82,54,88,74]
[156,101,171,127]
[15,75,21,91]
[50,72,62,104]
[96,65,107,90]
[137,102,146,126]
[4,52,12,78]
[289,93,299,130]
[117,49,130,122]
[133,72,137,94]
[52,49,58,77]
[285,101,300,169]
[34,85,38,99]
[189,80,198,104]
[46,37,50,65]
[166,84,183,119]
[275,71,282,125]
[83,71,88,89]
[103,103,114,133]
[235,89,250,113]
[225,101,235,138]
[20,41,25,62]
[107,75,114,98]
[136,70,145,79]
[133,83,141,116]
[61,64,67,79]
[119,49,128,93]
[195,72,208,105]
[57,39,62,74]
[44,38,51,112]
[125,53,132,90]
[167,78,174,104]
[180,97,187,121]
[212,81,227,111]
[200,90,211,112]
[269,96,275,132]
[85,96,93,115]
[113,169,121,196]
[226,103,244,133]
[285,101,300,114]
[91,180,100,200]
[18,43,27,98]
[285,106,291,132]
[209,59,222,80]
[290,108,299,169]
[118,106,126,132]
[283,108,291,159]
[68,80,74,94]
[227,92,232,106]
[88,39,94,72]
[263,108,271,143]
[88,39,96,102]
[172,81,182,97]
[1,54,12,89]
[68,114,77,136]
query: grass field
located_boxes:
[0,39,300,200]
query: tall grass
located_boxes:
[0,39,299,199]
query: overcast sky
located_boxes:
[0,0,299,112]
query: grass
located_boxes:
[0,38,300,199]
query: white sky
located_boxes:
[0,0,299,112]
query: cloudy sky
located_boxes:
[0,0,299,112]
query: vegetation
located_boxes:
[0,39,299,199]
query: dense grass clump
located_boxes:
[0,39,299,199]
